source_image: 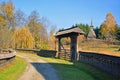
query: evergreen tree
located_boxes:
[116,27,120,40]
[76,23,90,37]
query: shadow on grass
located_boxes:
[31,62,119,80]
[31,62,60,80]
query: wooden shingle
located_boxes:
[55,27,85,37]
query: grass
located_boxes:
[38,56,117,80]
[16,48,120,80]
[54,40,120,80]
[78,40,120,56]
[0,56,27,80]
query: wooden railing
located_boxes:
[0,49,16,66]
[79,51,120,77]
[16,48,40,52]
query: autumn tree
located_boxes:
[0,1,15,29]
[15,9,27,27]
[100,12,117,40]
[14,27,34,48]
[0,1,54,49]
[0,14,9,48]
[27,11,48,49]
[100,22,108,38]
[0,1,15,48]
[48,25,57,50]
[106,13,117,34]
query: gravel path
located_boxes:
[17,53,60,80]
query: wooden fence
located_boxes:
[79,51,120,77]
[16,48,120,77]
[58,50,120,77]
[16,48,56,57]
[59,49,71,61]
[0,49,16,66]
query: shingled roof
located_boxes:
[55,27,85,37]
[87,27,96,38]
[87,21,96,38]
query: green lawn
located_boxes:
[39,56,117,80]
[0,56,27,80]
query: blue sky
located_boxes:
[1,0,120,30]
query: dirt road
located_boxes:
[17,52,60,80]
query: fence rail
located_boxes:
[16,48,40,52]
[0,49,16,66]
[0,53,16,60]
[16,48,56,57]
[79,51,120,77]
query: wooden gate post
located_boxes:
[70,34,78,62]
[57,37,61,58]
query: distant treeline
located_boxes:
[0,1,119,50]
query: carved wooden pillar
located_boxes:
[70,34,78,62]
[58,37,61,58]
[55,38,57,50]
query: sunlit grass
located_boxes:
[0,56,27,80]
[39,56,116,80]
[16,50,119,80]
[78,40,120,56]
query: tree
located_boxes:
[106,13,117,34]
[27,11,40,48]
[0,1,16,48]
[0,1,54,49]
[0,7,10,48]
[27,11,48,49]
[76,23,90,37]
[116,27,120,40]
[14,27,34,48]
[100,12,117,40]
[100,22,108,38]
[49,25,57,50]
[94,27,101,38]
[0,1,15,29]
[15,9,27,27]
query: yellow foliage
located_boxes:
[14,27,34,49]
[106,12,117,33]
[100,22,108,37]
[49,30,56,50]
[0,1,15,19]
[100,12,117,38]
[0,14,8,28]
